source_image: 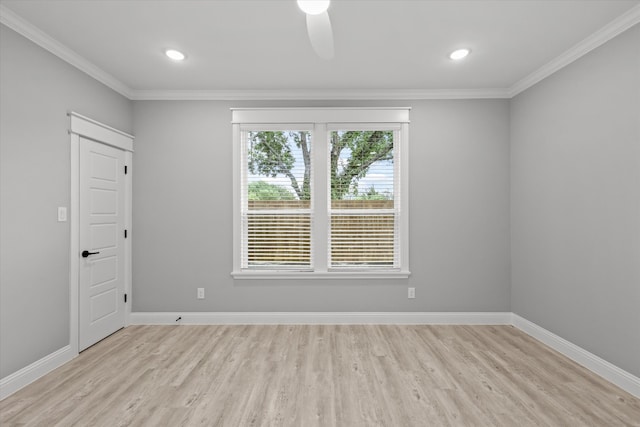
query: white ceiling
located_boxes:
[1,0,639,99]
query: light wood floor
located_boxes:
[1,325,639,426]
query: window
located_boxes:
[232,108,410,279]
[329,129,397,269]
[242,129,313,270]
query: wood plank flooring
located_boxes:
[1,325,638,426]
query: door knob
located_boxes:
[82,250,100,258]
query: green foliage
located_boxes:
[248,132,293,177]
[248,131,311,200]
[248,181,295,201]
[248,130,392,201]
[351,185,392,200]
[330,130,393,200]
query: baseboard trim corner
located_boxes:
[130,311,512,326]
[512,314,640,398]
[0,345,75,401]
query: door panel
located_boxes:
[90,256,118,286]
[90,289,118,321]
[90,223,117,249]
[90,151,119,181]
[90,189,117,214]
[79,137,126,351]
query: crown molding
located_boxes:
[2,3,638,101]
[0,4,133,99]
[508,3,640,97]
[129,88,511,101]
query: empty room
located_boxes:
[1,0,639,425]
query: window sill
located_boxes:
[231,270,411,280]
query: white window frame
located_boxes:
[231,108,410,279]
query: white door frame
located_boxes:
[69,112,133,355]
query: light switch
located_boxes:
[58,207,67,222]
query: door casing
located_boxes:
[69,112,133,355]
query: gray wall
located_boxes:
[132,99,511,313]
[510,24,640,376]
[0,25,133,378]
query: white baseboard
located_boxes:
[0,345,75,401]
[512,314,640,398]
[130,311,513,325]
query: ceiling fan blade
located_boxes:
[306,11,334,60]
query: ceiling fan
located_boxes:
[297,0,334,60]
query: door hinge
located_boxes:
[124,293,128,303]
[124,165,128,175]
[124,229,128,238]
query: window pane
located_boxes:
[330,130,394,209]
[248,131,311,207]
[243,131,312,269]
[331,214,396,267]
[244,213,311,267]
[329,130,397,268]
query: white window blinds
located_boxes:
[329,130,399,269]
[240,130,313,270]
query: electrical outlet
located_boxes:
[197,288,205,299]
[408,287,415,299]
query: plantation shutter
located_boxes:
[240,130,313,270]
[328,129,400,269]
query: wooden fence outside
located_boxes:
[245,200,395,266]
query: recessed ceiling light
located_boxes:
[449,48,470,60]
[297,0,330,15]
[165,49,186,61]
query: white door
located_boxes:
[79,137,126,351]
